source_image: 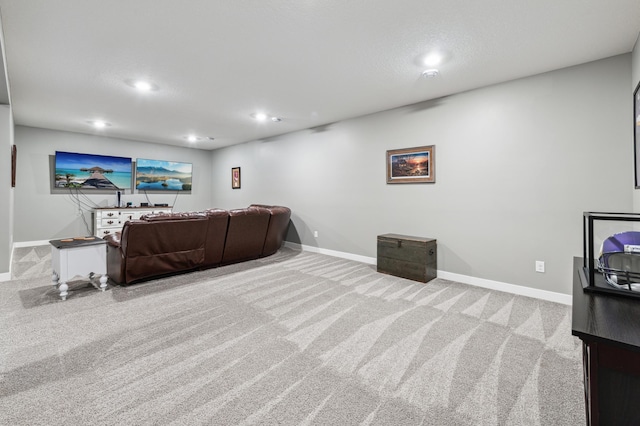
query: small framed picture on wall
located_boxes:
[11,145,16,187]
[231,167,241,189]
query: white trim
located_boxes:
[286,242,571,305]
[284,242,377,265]
[9,239,14,277]
[13,240,49,248]
[436,271,571,305]
[0,272,11,282]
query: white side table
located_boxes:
[49,237,108,301]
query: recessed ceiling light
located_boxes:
[185,135,200,142]
[421,69,440,78]
[251,112,282,122]
[134,81,153,91]
[125,79,159,92]
[87,120,111,128]
[423,53,443,67]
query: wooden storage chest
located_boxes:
[377,233,437,283]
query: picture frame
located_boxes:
[634,81,640,188]
[386,145,435,184]
[231,166,241,189]
[11,145,16,187]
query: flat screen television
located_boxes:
[54,151,132,189]
[135,158,193,191]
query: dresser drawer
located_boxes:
[98,210,121,219]
[121,208,171,221]
[121,211,149,221]
[377,233,437,283]
[100,218,122,227]
[97,228,117,237]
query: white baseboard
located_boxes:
[0,272,11,282]
[14,240,50,248]
[285,242,377,265]
[436,271,571,305]
[286,242,571,305]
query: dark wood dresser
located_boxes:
[572,257,640,425]
[377,233,436,283]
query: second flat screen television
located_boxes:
[135,158,193,191]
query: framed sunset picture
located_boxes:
[386,145,435,184]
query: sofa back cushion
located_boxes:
[120,214,209,283]
[250,205,291,256]
[222,207,270,264]
[202,208,230,268]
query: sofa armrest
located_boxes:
[103,232,122,248]
[105,232,124,285]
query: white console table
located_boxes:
[50,237,108,301]
[93,206,172,237]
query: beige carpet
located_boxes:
[1,246,584,425]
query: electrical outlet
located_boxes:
[313,230,318,238]
[535,261,545,273]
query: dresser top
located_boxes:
[94,206,172,210]
[572,257,640,351]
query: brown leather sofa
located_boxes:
[104,205,291,285]
[249,204,292,256]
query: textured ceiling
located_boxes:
[0,1,639,150]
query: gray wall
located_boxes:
[0,12,12,277]
[0,105,13,275]
[13,126,214,241]
[211,55,632,296]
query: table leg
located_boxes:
[52,272,68,300]
[99,275,108,291]
[58,281,69,301]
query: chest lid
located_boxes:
[378,233,436,245]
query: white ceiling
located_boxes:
[0,1,639,150]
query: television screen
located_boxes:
[135,158,193,191]
[54,151,132,189]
